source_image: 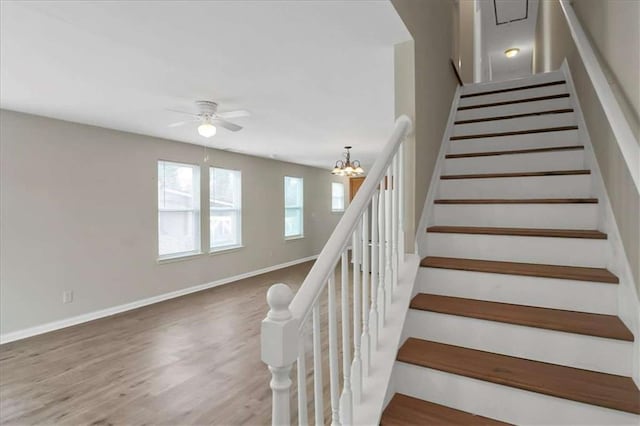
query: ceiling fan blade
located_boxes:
[168,120,188,128]
[168,119,198,128]
[216,110,250,119]
[167,108,199,117]
[213,118,242,132]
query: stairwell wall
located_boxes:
[534,0,640,296]
[391,0,458,245]
[0,109,347,338]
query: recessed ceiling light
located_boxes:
[504,48,520,58]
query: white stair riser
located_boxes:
[439,174,592,199]
[448,130,579,154]
[453,112,576,137]
[403,310,632,376]
[444,150,585,175]
[460,71,565,97]
[455,97,572,121]
[425,233,606,268]
[433,204,598,229]
[393,362,640,425]
[458,84,568,108]
[416,268,617,315]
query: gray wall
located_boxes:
[395,39,417,252]
[458,0,476,84]
[533,0,640,295]
[0,109,346,335]
[392,0,458,229]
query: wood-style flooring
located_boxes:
[1,261,347,426]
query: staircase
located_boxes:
[381,71,640,425]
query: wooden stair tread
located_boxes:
[426,226,607,239]
[460,80,566,98]
[441,170,590,180]
[397,339,640,415]
[450,126,579,140]
[420,256,619,284]
[434,198,598,204]
[380,393,510,425]
[410,293,633,341]
[445,145,584,159]
[455,108,574,124]
[457,93,570,110]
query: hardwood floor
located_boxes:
[0,261,344,426]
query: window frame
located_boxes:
[284,176,304,240]
[157,160,202,261]
[331,182,345,213]
[209,166,243,253]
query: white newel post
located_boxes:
[261,283,299,426]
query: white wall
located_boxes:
[0,109,347,336]
[533,0,640,295]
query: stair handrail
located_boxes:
[261,114,412,426]
[289,115,412,324]
[559,0,640,192]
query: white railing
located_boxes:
[261,115,412,425]
[559,0,640,192]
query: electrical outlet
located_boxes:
[62,290,74,304]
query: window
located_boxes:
[158,161,200,258]
[284,176,304,238]
[331,182,345,212]
[210,167,242,251]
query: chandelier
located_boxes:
[331,146,364,176]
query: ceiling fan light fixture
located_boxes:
[198,121,217,138]
[504,48,520,58]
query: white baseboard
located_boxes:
[0,255,319,345]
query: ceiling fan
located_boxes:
[168,100,250,137]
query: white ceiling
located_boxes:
[0,1,410,169]
[479,0,539,81]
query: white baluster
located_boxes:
[297,326,309,426]
[312,303,324,426]
[327,273,341,426]
[398,143,405,257]
[261,284,298,426]
[392,153,400,293]
[385,166,393,305]
[370,192,379,348]
[361,208,370,376]
[351,224,362,404]
[377,186,386,329]
[339,251,353,425]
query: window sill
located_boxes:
[331,209,345,214]
[209,245,244,255]
[157,251,203,264]
[285,235,305,241]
